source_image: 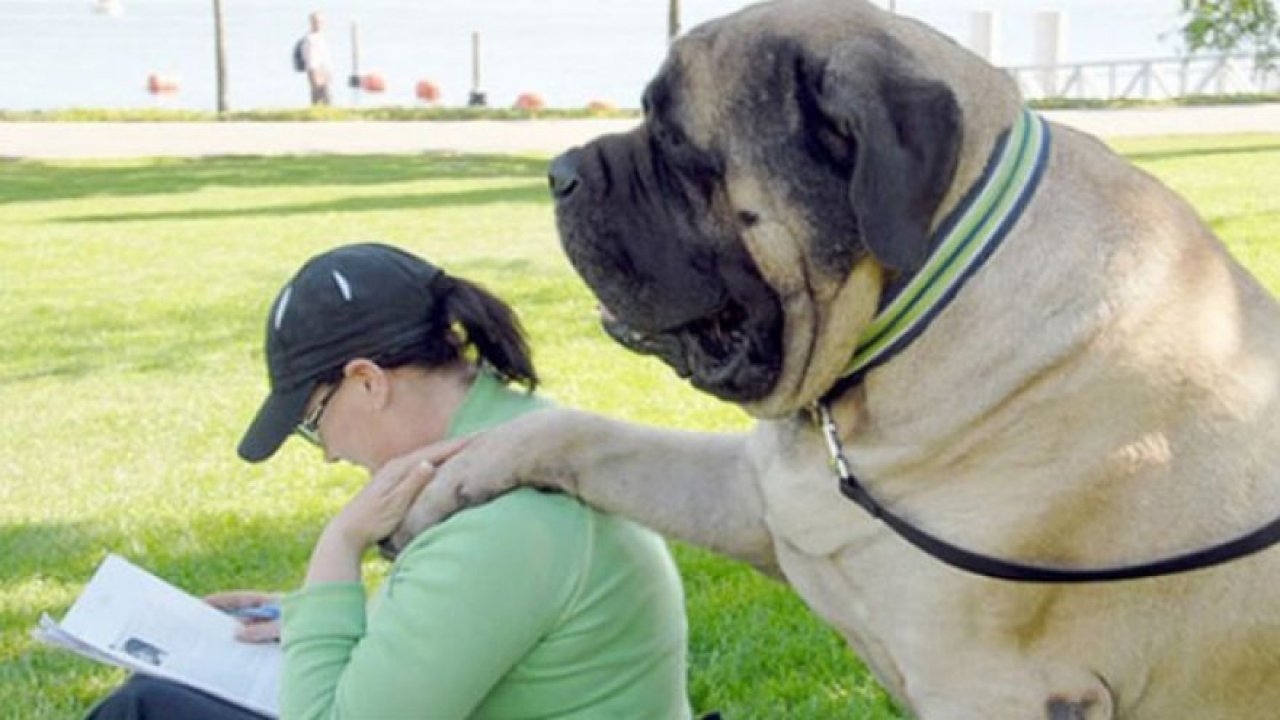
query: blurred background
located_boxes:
[1,0,1194,112]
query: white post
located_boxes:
[350,20,361,104]
[468,31,487,107]
[1034,10,1065,98]
[472,31,481,92]
[969,10,999,64]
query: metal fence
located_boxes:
[1005,54,1280,100]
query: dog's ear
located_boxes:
[815,36,961,275]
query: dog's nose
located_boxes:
[548,149,581,199]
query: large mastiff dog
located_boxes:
[396,0,1280,717]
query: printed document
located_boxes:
[34,553,280,717]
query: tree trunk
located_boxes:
[668,0,680,43]
[213,0,228,114]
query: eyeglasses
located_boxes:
[295,381,341,447]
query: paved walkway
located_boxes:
[2,105,1277,159]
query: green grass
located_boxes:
[1,133,1277,719]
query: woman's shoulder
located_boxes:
[398,488,663,566]
[397,489,587,557]
[467,486,584,522]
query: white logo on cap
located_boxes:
[273,286,293,331]
[332,270,353,301]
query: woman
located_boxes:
[87,242,690,719]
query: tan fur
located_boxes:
[398,1,1280,717]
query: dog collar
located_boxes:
[832,108,1050,392]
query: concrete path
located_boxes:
[2,104,1277,159]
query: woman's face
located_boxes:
[300,360,451,472]
[301,374,384,471]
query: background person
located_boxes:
[302,11,332,106]
[84,242,690,719]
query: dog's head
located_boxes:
[551,0,1022,416]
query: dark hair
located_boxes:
[317,273,538,390]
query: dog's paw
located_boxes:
[400,472,467,532]
[385,452,521,553]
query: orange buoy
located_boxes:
[146,74,180,95]
[513,92,544,111]
[359,73,386,93]
[415,80,441,103]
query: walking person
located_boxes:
[301,11,332,106]
[83,242,691,719]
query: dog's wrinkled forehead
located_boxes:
[644,3,968,282]
[640,21,871,278]
[642,38,718,148]
[647,24,800,153]
[647,4,880,148]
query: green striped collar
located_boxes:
[834,108,1051,389]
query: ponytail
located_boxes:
[436,274,539,391]
[367,270,538,391]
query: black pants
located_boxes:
[309,80,331,106]
[85,675,269,720]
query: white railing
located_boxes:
[1005,54,1280,100]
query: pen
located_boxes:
[227,603,281,621]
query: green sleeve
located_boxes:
[279,582,366,719]
[280,491,580,719]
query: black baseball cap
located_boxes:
[237,243,443,462]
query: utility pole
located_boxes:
[668,0,681,43]
[212,0,228,114]
[469,31,487,106]
[350,19,361,104]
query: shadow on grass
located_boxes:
[0,519,106,588]
[0,511,322,593]
[2,511,327,718]
[672,543,904,718]
[57,182,550,224]
[0,153,549,205]
[0,261,600,388]
[0,297,259,386]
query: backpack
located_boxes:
[292,37,306,72]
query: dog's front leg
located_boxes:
[389,408,779,576]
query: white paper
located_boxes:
[35,554,280,717]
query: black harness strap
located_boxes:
[842,468,1280,583]
[818,404,1280,583]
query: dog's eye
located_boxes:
[649,119,723,189]
[813,122,855,168]
[655,123,686,150]
[737,210,759,227]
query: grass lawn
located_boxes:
[1,131,1277,718]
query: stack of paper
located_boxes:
[34,554,281,717]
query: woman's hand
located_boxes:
[334,437,471,549]
[306,437,471,585]
[205,590,283,643]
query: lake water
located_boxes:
[0,0,1184,112]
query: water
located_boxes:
[0,0,1184,112]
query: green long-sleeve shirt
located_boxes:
[280,370,690,719]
